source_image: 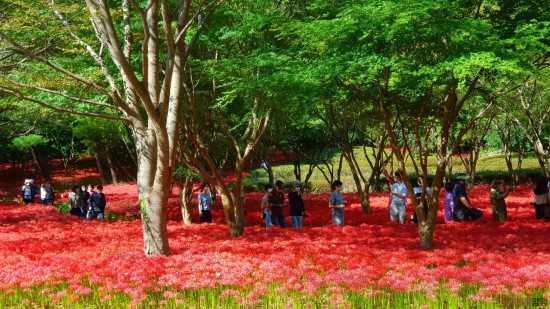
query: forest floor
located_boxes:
[0,163,549,308]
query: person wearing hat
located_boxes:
[490,180,510,222]
[288,180,306,228]
[268,180,287,228]
[389,171,408,224]
[452,174,483,221]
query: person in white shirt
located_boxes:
[389,171,408,224]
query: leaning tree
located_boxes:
[0,0,219,256]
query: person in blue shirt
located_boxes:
[88,185,106,220]
[453,175,483,221]
[329,180,346,226]
[198,183,213,223]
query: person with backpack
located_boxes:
[443,181,456,222]
[21,181,34,204]
[87,185,106,220]
[329,180,346,226]
[261,184,273,229]
[68,185,81,216]
[453,175,483,221]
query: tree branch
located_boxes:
[0,31,113,99]
[0,87,128,122]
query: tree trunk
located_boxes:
[303,164,315,191]
[267,163,274,185]
[28,147,43,177]
[337,152,344,180]
[179,175,194,225]
[95,153,109,184]
[533,140,550,177]
[418,219,434,249]
[135,130,171,256]
[343,150,371,214]
[360,184,371,214]
[39,159,51,180]
[293,160,301,181]
[105,149,118,184]
[219,190,243,237]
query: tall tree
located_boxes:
[0,0,218,255]
[285,0,545,248]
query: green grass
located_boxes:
[53,202,137,221]
[0,282,547,308]
[244,149,544,193]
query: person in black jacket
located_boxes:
[453,175,483,222]
[79,185,90,218]
[288,180,306,228]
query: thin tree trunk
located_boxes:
[105,149,118,184]
[343,150,371,214]
[179,175,194,225]
[337,152,344,180]
[293,160,301,181]
[28,147,43,177]
[95,152,108,184]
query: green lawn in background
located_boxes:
[244,149,543,193]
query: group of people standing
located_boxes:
[20,179,106,220]
[197,173,550,228]
[21,179,55,205]
[67,184,107,220]
[261,179,308,228]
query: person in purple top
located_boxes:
[444,181,455,222]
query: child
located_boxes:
[329,180,346,226]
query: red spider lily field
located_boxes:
[0,168,549,308]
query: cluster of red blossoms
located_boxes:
[0,181,549,305]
